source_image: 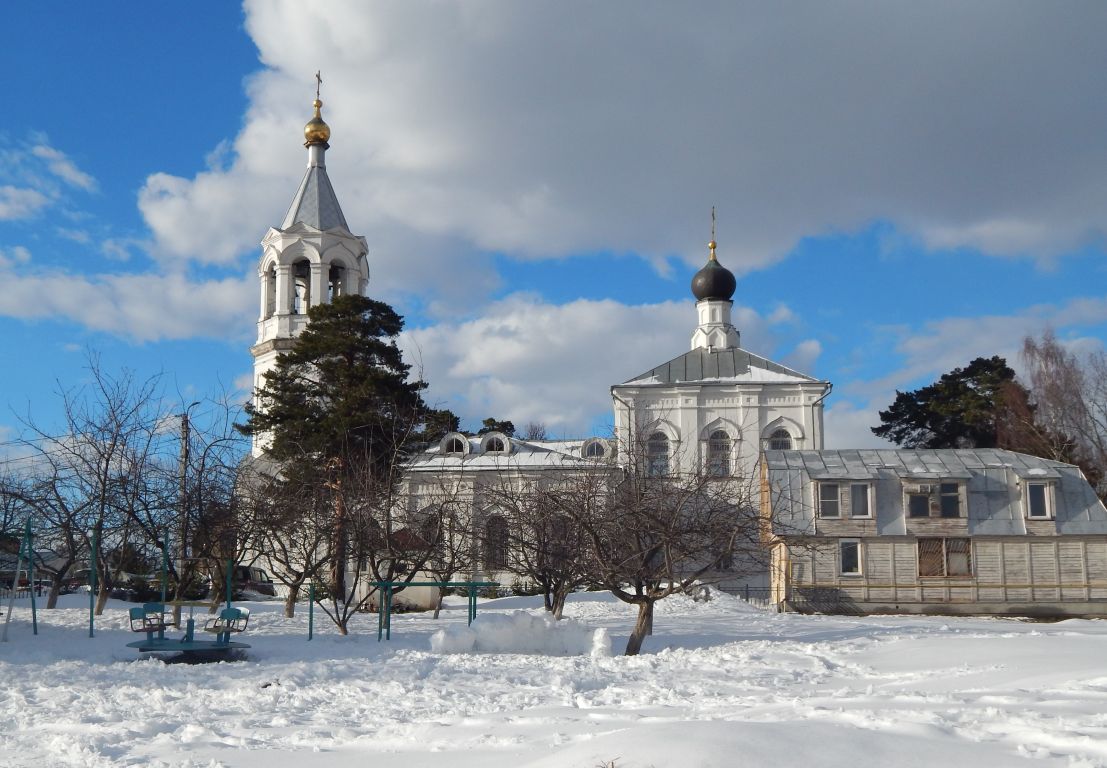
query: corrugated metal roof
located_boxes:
[764,448,1107,536]
[623,346,820,385]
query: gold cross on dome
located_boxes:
[315,70,322,100]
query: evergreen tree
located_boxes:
[239,295,434,479]
[478,417,515,436]
[873,356,1024,449]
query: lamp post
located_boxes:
[174,401,200,626]
[88,527,97,638]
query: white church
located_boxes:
[246,96,829,595]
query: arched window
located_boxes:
[264,266,276,318]
[445,437,466,454]
[647,432,670,476]
[291,260,311,314]
[327,263,346,302]
[584,441,606,459]
[484,515,508,570]
[707,430,731,477]
[769,428,792,450]
[485,437,505,453]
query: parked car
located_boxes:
[230,565,277,598]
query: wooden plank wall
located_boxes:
[788,537,1107,604]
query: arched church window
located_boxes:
[291,260,311,314]
[769,428,792,450]
[264,266,276,318]
[707,430,731,477]
[485,437,506,453]
[483,515,508,570]
[328,263,346,302]
[647,432,670,476]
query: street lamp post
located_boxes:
[174,401,200,627]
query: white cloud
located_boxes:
[402,294,787,435]
[132,1,1107,294]
[31,144,97,192]
[0,185,49,220]
[825,296,1107,451]
[0,260,255,343]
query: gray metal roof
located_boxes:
[281,165,350,231]
[623,346,819,386]
[765,448,1107,536]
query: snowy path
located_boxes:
[1,591,1105,767]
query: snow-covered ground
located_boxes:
[1,589,1106,767]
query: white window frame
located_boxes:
[839,539,862,576]
[1024,481,1054,520]
[818,482,840,518]
[849,483,872,519]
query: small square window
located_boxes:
[818,483,840,518]
[839,540,861,575]
[908,494,930,518]
[850,484,870,518]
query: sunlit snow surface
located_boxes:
[2,590,1107,767]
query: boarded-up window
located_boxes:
[839,540,860,575]
[918,537,972,577]
[819,483,840,518]
[850,484,870,517]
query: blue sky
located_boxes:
[2,1,1107,457]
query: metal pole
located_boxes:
[308,582,314,641]
[88,527,97,638]
[26,519,36,636]
[161,528,169,605]
[174,402,198,627]
[1,524,25,642]
[225,559,233,610]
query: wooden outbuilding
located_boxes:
[764,448,1107,617]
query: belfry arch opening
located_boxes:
[264,265,276,318]
[328,262,346,302]
[291,259,311,314]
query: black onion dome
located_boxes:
[690,249,736,301]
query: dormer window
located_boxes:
[479,432,512,455]
[905,482,963,519]
[1025,482,1054,519]
[440,432,470,456]
[583,439,607,459]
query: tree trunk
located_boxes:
[95,582,110,615]
[284,581,300,618]
[46,578,62,609]
[624,601,654,656]
[432,588,444,619]
[551,589,567,620]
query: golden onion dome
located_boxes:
[304,98,331,146]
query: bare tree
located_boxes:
[1018,331,1107,497]
[16,357,171,613]
[522,422,548,441]
[484,475,592,619]
[551,436,763,656]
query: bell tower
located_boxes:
[250,77,370,456]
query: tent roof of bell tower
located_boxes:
[280,166,350,231]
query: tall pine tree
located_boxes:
[240,294,433,479]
